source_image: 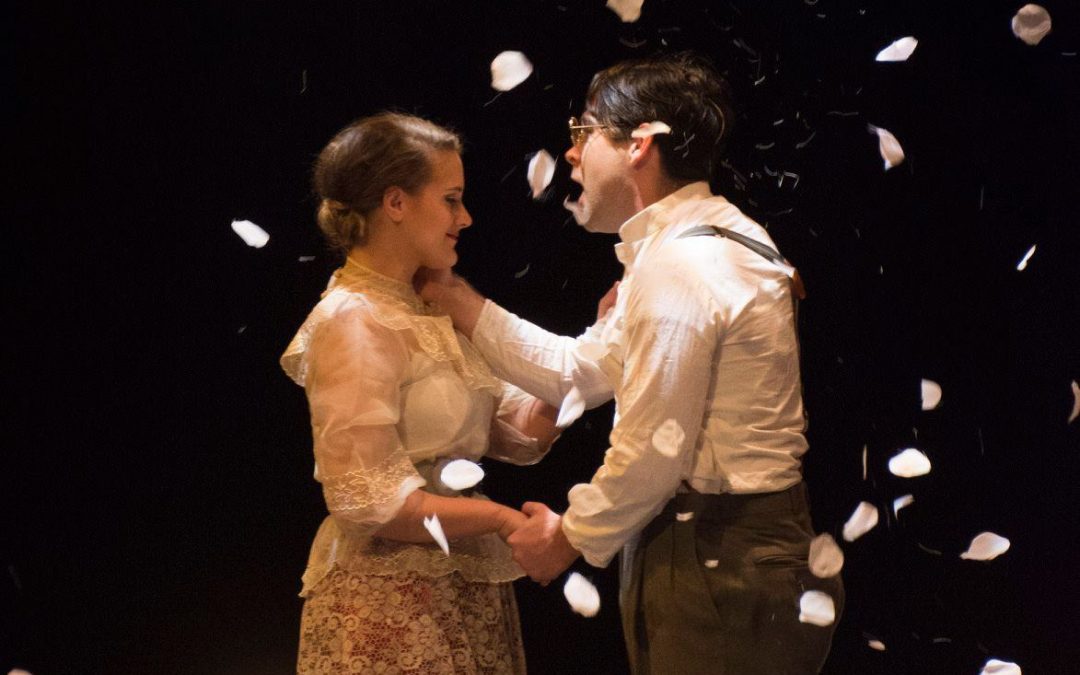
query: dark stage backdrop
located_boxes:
[8,1,1079,673]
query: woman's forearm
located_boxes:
[373,489,525,543]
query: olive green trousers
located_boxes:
[620,482,843,675]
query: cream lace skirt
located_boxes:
[297,566,526,674]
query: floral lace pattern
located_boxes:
[322,452,420,514]
[297,567,526,675]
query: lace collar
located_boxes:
[327,256,426,313]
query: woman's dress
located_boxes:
[281,258,547,674]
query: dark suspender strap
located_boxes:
[677,224,807,300]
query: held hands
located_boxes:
[507,502,581,585]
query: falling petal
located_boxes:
[651,419,686,457]
[527,150,556,198]
[867,124,905,170]
[1016,244,1036,271]
[888,448,932,478]
[423,514,450,555]
[675,511,695,522]
[921,379,943,410]
[893,494,915,516]
[842,501,879,542]
[606,0,644,23]
[298,255,316,262]
[490,51,533,91]
[808,533,844,578]
[798,590,836,627]
[630,121,672,139]
[556,386,586,429]
[875,36,919,62]
[862,444,868,480]
[231,219,270,248]
[703,559,719,569]
[1069,381,1079,423]
[563,572,601,617]
[514,263,531,279]
[440,459,485,491]
[1012,4,1051,46]
[981,658,1022,675]
[868,639,887,651]
[960,532,1011,561]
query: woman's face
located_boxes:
[400,150,472,271]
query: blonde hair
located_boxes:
[312,112,463,254]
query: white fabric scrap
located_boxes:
[231,219,269,248]
[1012,5,1051,46]
[921,379,943,410]
[563,572,601,617]
[606,0,645,23]
[842,501,879,542]
[651,419,685,457]
[423,514,450,556]
[893,494,915,516]
[490,51,533,91]
[527,150,556,198]
[798,590,836,627]
[981,658,1022,674]
[808,533,844,578]
[556,386,586,429]
[960,532,1011,561]
[888,448,931,478]
[630,121,672,139]
[867,124,905,170]
[440,459,484,491]
[875,36,919,62]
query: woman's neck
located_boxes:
[346,242,417,285]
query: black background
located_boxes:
[7,1,1079,673]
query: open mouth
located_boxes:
[563,184,587,222]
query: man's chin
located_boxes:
[564,197,620,234]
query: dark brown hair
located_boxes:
[312,112,462,254]
[586,52,733,183]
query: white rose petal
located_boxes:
[1069,380,1079,424]
[842,501,879,542]
[862,444,868,481]
[1012,4,1051,46]
[440,459,485,491]
[490,51,533,91]
[960,532,1011,561]
[651,419,686,457]
[893,494,915,516]
[703,559,719,569]
[1016,244,1036,271]
[921,379,943,410]
[556,386,586,429]
[630,121,672,139]
[606,0,645,23]
[423,514,450,556]
[867,124,905,170]
[808,533,845,578]
[231,219,270,248]
[981,658,1022,675]
[675,511,695,522]
[563,572,601,617]
[527,150,556,198]
[888,448,932,478]
[798,590,836,627]
[875,36,919,62]
[868,639,887,651]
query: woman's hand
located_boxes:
[596,280,620,322]
[496,506,529,542]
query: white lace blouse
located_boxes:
[281,258,547,595]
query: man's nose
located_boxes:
[564,143,581,166]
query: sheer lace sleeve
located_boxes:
[305,306,426,536]
[485,381,555,466]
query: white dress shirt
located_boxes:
[472,182,808,566]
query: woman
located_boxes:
[281,112,560,674]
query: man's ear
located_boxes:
[627,133,656,168]
[382,186,408,223]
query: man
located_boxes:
[423,53,842,674]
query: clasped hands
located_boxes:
[499,502,581,586]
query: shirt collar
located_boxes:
[618,181,714,245]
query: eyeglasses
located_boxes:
[568,117,611,147]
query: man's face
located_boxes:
[563,113,639,234]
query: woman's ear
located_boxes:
[383,186,408,223]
